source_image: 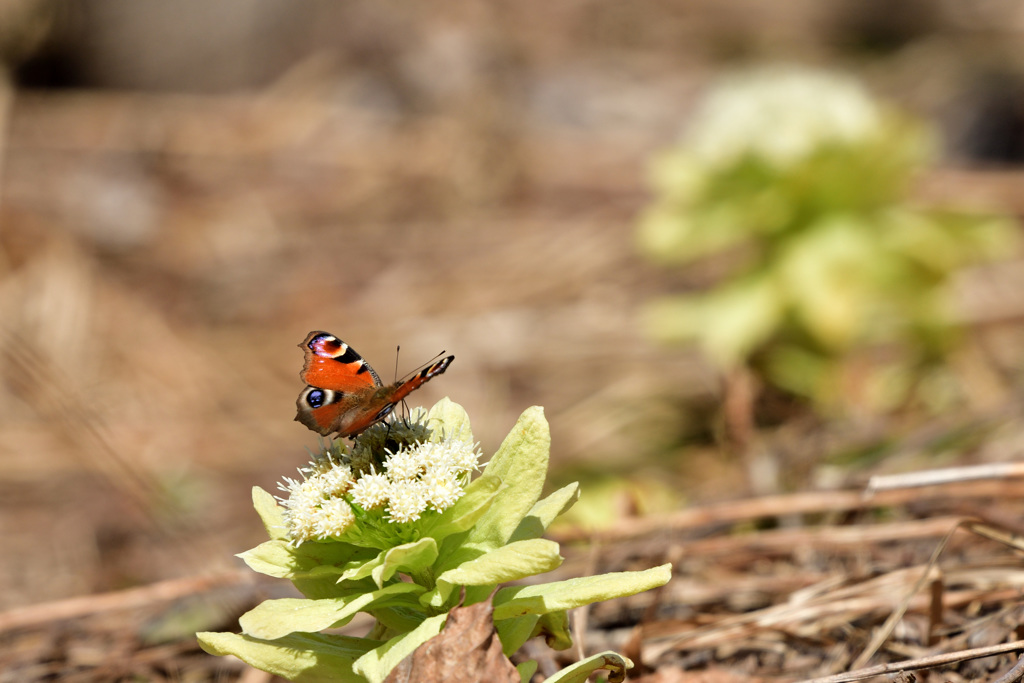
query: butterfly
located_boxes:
[295,331,454,438]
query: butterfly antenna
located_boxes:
[393,345,401,383]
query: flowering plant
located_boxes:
[198,399,671,682]
[638,65,1016,413]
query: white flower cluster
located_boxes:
[278,463,357,543]
[350,437,480,523]
[279,434,480,543]
[347,409,433,475]
[686,65,882,170]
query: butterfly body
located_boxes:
[295,331,454,438]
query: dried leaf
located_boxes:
[384,600,518,683]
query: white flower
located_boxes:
[436,439,480,474]
[282,482,321,544]
[421,466,464,511]
[379,436,480,519]
[386,479,428,523]
[278,462,358,543]
[384,448,426,481]
[314,498,356,538]
[686,65,882,170]
[349,472,390,510]
[319,464,354,497]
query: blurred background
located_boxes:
[2,0,1024,629]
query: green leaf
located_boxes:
[508,482,580,543]
[543,650,633,683]
[492,564,671,620]
[535,610,572,650]
[516,660,539,683]
[423,538,563,608]
[252,486,288,541]
[353,612,447,683]
[763,345,836,405]
[426,397,473,444]
[292,575,382,602]
[197,630,381,683]
[494,614,541,656]
[468,407,550,549]
[462,583,496,608]
[239,583,425,640]
[367,605,427,636]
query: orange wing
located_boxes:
[388,355,455,404]
[298,331,382,391]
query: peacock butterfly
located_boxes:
[295,331,454,438]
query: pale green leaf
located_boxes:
[648,149,704,200]
[237,541,300,579]
[508,482,579,543]
[468,407,550,549]
[424,539,562,608]
[371,538,438,587]
[239,583,424,640]
[252,486,288,541]
[239,540,376,580]
[197,630,380,683]
[338,555,383,583]
[778,217,879,350]
[543,650,633,683]
[882,209,962,274]
[426,397,473,444]
[636,206,693,263]
[334,539,438,588]
[353,612,447,683]
[645,276,783,367]
[492,564,671,620]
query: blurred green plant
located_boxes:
[638,65,1017,414]
[198,399,669,683]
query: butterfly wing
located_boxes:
[299,331,383,390]
[388,355,455,404]
[295,331,455,439]
[295,331,383,436]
